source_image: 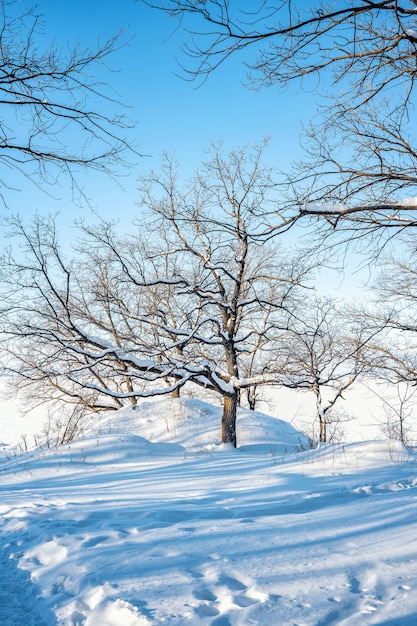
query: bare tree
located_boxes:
[279,296,371,444]
[0,0,135,207]
[0,215,140,415]
[0,143,316,447]
[367,382,416,445]
[89,142,314,446]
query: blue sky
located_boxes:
[1,0,318,226]
[2,0,369,299]
[3,0,370,297]
[0,1,373,313]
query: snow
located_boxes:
[1,395,417,625]
[303,202,346,213]
[304,197,417,211]
[399,196,417,206]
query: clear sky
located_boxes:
[1,0,318,226]
[1,0,369,298]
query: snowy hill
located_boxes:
[0,397,416,625]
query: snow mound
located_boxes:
[93,397,309,454]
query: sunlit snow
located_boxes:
[1,395,417,625]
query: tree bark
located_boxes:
[246,386,256,411]
[319,416,326,444]
[314,384,327,444]
[222,393,238,447]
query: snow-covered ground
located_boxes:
[1,395,417,625]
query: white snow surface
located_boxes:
[1,396,417,625]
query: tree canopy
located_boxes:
[144,1,417,235]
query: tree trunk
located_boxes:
[314,383,327,444]
[171,386,180,398]
[222,393,238,447]
[164,376,180,398]
[247,386,256,411]
[319,416,326,444]
[125,382,137,407]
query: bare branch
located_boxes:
[0,0,138,207]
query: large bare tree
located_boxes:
[0,143,315,447]
[128,143,313,445]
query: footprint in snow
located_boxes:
[190,557,270,622]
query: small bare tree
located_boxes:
[280,297,371,444]
[369,382,416,446]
